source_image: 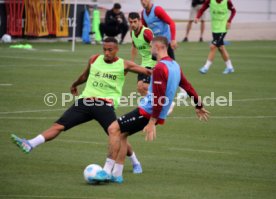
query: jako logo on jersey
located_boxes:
[137,45,147,50]
[95,72,117,80]
[212,10,226,15]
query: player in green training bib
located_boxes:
[128,12,187,115]
[128,12,156,96]
[195,0,236,74]
[11,37,151,176]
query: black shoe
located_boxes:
[199,37,203,42]
[182,37,188,42]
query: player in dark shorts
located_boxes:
[99,36,210,183]
[11,37,151,178]
[196,0,236,74]
[129,12,156,96]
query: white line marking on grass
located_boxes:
[171,116,276,119]
[50,49,69,52]
[0,64,70,68]
[0,83,12,86]
[0,108,66,115]
[0,194,113,199]
[233,97,276,102]
[169,147,237,155]
[0,117,57,120]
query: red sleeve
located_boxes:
[152,62,168,118]
[143,29,154,43]
[154,6,176,40]
[179,68,202,108]
[196,0,210,19]
[227,0,236,23]
[141,11,147,27]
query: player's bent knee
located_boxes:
[107,121,120,136]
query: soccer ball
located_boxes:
[1,34,12,43]
[83,164,102,184]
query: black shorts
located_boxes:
[212,32,227,47]
[167,44,175,60]
[137,66,152,84]
[117,108,149,135]
[56,98,116,133]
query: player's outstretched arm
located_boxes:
[124,60,152,76]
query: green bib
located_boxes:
[132,26,156,68]
[79,55,125,109]
[210,0,229,33]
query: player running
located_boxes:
[11,37,150,175]
[96,36,210,183]
[196,0,236,74]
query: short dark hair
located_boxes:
[103,37,118,45]
[128,12,140,20]
[152,36,169,48]
[113,3,121,9]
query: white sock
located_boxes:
[203,60,212,69]
[28,134,45,148]
[128,152,140,165]
[112,163,124,177]
[103,158,115,175]
[225,60,233,69]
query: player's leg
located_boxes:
[199,5,206,42]
[11,123,64,153]
[199,33,219,74]
[99,23,106,40]
[183,20,193,42]
[119,23,129,44]
[87,101,119,179]
[218,45,229,61]
[126,141,143,174]
[216,34,234,74]
[103,108,149,183]
[11,99,94,153]
[114,109,149,183]
[99,121,121,180]
[184,5,197,42]
[220,48,234,74]
[199,20,205,42]
[111,132,128,183]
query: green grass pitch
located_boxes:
[0,40,275,199]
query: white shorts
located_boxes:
[189,4,206,20]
